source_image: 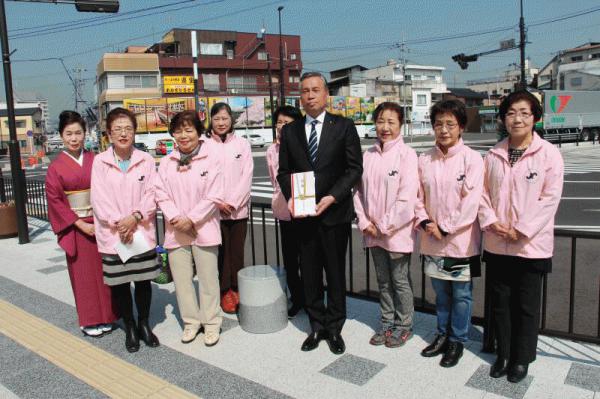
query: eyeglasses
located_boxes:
[172,128,197,135]
[111,127,135,135]
[505,111,533,119]
[433,122,459,130]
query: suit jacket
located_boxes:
[277,112,363,226]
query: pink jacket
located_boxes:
[415,140,484,258]
[91,147,157,254]
[353,136,418,253]
[478,133,564,258]
[207,134,253,220]
[155,145,223,249]
[266,142,290,221]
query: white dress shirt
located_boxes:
[304,110,326,147]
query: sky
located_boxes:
[2,0,599,126]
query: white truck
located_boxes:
[538,90,600,142]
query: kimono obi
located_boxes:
[65,189,92,217]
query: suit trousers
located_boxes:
[488,256,544,364]
[169,245,222,333]
[218,218,248,292]
[296,219,350,335]
[279,220,304,308]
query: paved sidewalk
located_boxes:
[0,219,598,398]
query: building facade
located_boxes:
[538,42,600,91]
[149,29,302,98]
[466,59,538,104]
[329,60,447,128]
[0,107,43,152]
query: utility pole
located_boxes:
[397,41,408,137]
[277,6,285,106]
[519,0,527,89]
[73,66,86,112]
[267,53,276,142]
[191,30,199,113]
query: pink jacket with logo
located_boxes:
[207,134,253,220]
[155,145,223,249]
[266,142,291,221]
[415,140,484,258]
[353,136,418,253]
[478,133,564,258]
[90,147,157,254]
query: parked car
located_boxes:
[364,126,377,139]
[133,142,149,152]
[241,133,265,148]
[155,139,175,156]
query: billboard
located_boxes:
[163,75,194,94]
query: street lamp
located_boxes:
[277,6,285,106]
[0,0,119,244]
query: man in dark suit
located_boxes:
[277,72,363,354]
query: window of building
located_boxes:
[591,53,600,59]
[405,75,412,81]
[416,94,427,106]
[290,53,297,60]
[570,55,583,62]
[570,77,582,87]
[257,51,268,61]
[4,120,26,128]
[202,74,220,91]
[124,75,157,89]
[226,49,234,59]
[504,88,511,94]
[288,75,300,83]
[426,75,436,80]
[200,43,223,56]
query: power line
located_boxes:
[9,0,217,40]
[7,0,193,33]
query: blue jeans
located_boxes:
[431,278,473,343]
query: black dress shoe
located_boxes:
[421,334,448,357]
[507,363,528,383]
[326,333,346,355]
[489,357,510,378]
[301,331,326,352]
[138,318,160,348]
[288,304,302,319]
[440,341,463,368]
[124,321,140,353]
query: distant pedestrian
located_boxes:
[416,100,484,367]
[155,110,223,346]
[353,102,418,349]
[479,91,564,383]
[91,107,161,353]
[46,110,117,338]
[266,105,304,318]
[205,103,253,314]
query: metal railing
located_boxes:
[1,174,598,346]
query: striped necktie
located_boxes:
[308,119,318,164]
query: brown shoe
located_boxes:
[369,328,392,346]
[385,329,413,348]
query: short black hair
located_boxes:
[498,90,542,124]
[273,105,302,124]
[169,110,203,137]
[206,102,233,136]
[373,101,404,124]
[430,100,468,128]
[58,110,86,135]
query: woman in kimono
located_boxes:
[46,110,117,337]
[91,107,160,353]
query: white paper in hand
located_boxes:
[291,171,316,217]
[114,230,153,263]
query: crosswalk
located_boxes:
[561,148,600,175]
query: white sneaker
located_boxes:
[204,330,220,347]
[80,326,103,337]
[99,324,113,333]
[181,325,200,344]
